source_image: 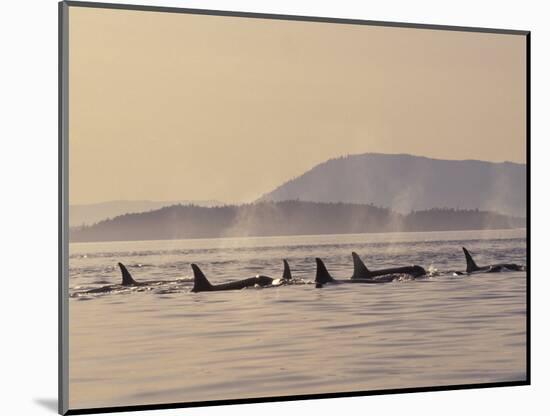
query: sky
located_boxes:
[69,6,527,205]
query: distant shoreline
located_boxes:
[70,223,527,245]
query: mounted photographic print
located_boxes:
[59,1,530,414]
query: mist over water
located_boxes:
[68,229,527,409]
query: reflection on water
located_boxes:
[68,229,527,409]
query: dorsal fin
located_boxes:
[462,247,479,273]
[191,264,214,292]
[315,258,334,284]
[351,252,371,279]
[118,263,138,286]
[282,259,292,280]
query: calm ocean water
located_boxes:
[68,229,527,409]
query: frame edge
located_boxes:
[63,0,529,36]
[59,1,70,414]
[57,2,531,415]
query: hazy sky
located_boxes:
[69,6,526,205]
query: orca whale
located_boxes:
[191,260,292,292]
[282,259,292,281]
[351,252,426,279]
[315,257,395,287]
[77,263,170,294]
[461,247,524,274]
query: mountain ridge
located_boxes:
[69,199,224,227]
[259,153,526,217]
[70,200,525,243]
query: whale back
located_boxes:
[315,258,334,284]
[118,263,138,286]
[462,247,480,273]
[282,259,292,280]
[351,252,371,279]
[191,264,214,292]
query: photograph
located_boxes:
[63,2,528,413]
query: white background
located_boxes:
[1,0,547,415]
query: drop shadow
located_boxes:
[34,398,58,413]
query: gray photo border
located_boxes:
[59,1,70,414]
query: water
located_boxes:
[68,229,527,410]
